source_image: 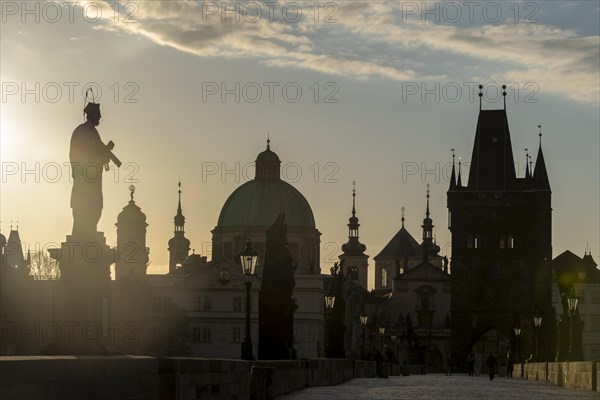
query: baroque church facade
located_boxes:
[126,142,325,359]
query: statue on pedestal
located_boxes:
[46,95,121,355]
[258,213,298,360]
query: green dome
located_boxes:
[217,179,316,228]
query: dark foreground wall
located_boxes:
[513,361,598,392]
[0,356,376,400]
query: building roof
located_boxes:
[467,109,517,190]
[553,250,600,287]
[217,145,316,229]
[374,227,423,261]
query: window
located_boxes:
[224,242,233,261]
[507,234,514,249]
[232,327,242,343]
[474,234,481,249]
[193,327,212,343]
[499,234,506,249]
[234,297,243,312]
[577,289,585,304]
[467,234,473,249]
[192,327,201,343]
[194,296,212,311]
[591,290,599,304]
[381,267,388,287]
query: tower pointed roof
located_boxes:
[374,209,423,261]
[117,185,147,225]
[467,109,516,190]
[449,150,457,190]
[174,181,186,229]
[342,182,366,256]
[457,158,463,187]
[533,132,551,191]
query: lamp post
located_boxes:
[514,327,521,363]
[360,312,368,360]
[378,326,385,353]
[240,239,258,360]
[567,289,579,360]
[533,312,542,361]
[324,295,335,357]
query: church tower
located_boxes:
[115,186,148,280]
[338,182,369,289]
[168,182,190,274]
[448,88,553,364]
[421,184,440,263]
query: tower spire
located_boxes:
[502,84,507,110]
[524,148,530,179]
[267,132,270,150]
[401,206,405,229]
[426,183,430,218]
[352,180,357,217]
[457,157,463,187]
[533,125,551,190]
[421,184,436,263]
[478,84,483,111]
[449,149,457,190]
[174,181,186,231]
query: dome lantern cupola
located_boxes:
[255,138,281,180]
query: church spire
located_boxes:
[449,149,457,190]
[421,184,435,263]
[457,157,463,187]
[524,148,531,179]
[401,206,405,229]
[533,126,551,191]
[174,181,185,231]
[341,181,366,257]
[169,180,190,273]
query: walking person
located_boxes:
[466,353,475,376]
[506,351,514,378]
[486,352,497,381]
[474,353,481,377]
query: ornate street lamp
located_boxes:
[533,312,542,361]
[360,312,368,360]
[514,327,521,363]
[324,295,336,357]
[240,239,258,360]
[378,326,385,353]
[567,289,579,360]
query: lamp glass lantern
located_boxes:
[378,326,385,335]
[240,240,259,281]
[514,327,521,336]
[534,316,542,328]
[324,296,336,310]
[360,313,368,326]
[391,335,397,342]
[567,296,579,312]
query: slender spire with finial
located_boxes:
[401,206,405,228]
[425,183,430,218]
[529,154,533,176]
[524,149,530,179]
[449,149,457,190]
[267,132,270,150]
[457,157,463,187]
[352,180,357,217]
[538,125,542,146]
[478,84,483,110]
[502,84,507,110]
[174,181,186,231]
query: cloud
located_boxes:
[88,1,598,103]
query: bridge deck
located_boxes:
[279,374,599,399]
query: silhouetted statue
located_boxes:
[70,98,120,235]
[258,213,298,360]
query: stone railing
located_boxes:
[513,361,598,392]
[0,356,377,400]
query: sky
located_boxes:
[1,1,599,287]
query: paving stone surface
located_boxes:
[278,374,600,400]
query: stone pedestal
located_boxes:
[46,232,113,355]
